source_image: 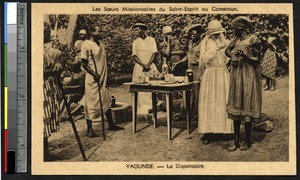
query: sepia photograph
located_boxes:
[32,3,295,175]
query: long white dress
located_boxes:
[81,40,111,121]
[198,36,233,134]
[132,36,158,115]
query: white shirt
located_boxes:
[132,36,157,65]
[81,40,100,60]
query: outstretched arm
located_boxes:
[177,55,188,63]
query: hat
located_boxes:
[162,26,173,36]
[187,24,203,33]
[79,29,87,35]
[232,16,252,29]
[131,23,148,30]
[207,20,225,35]
[267,37,276,44]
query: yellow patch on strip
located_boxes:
[4,87,8,129]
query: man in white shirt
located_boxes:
[131,23,158,115]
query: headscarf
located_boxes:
[199,20,228,66]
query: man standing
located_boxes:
[81,24,124,137]
[160,26,185,70]
[131,23,158,116]
[174,24,203,115]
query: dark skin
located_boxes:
[225,29,260,67]
[225,27,261,151]
[132,27,157,72]
[81,26,102,85]
[79,34,86,40]
[162,35,185,59]
[75,34,86,53]
[163,35,172,57]
[175,30,201,65]
[81,25,124,135]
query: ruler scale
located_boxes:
[3,2,27,173]
[16,3,27,173]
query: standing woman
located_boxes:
[261,37,277,91]
[198,20,233,144]
[225,16,262,151]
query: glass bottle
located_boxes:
[111,95,116,108]
[162,58,169,75]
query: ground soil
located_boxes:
[46,77,289,162]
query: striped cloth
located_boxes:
[227,35,262,122]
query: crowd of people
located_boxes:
[43,14,289,151]
[73,14,289,81]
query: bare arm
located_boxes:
[133,55,147,68]
[163,37,171,57]
[81,58,100,83]
[147,52,157,67]
[225,40,236,58]
[242,43,260,66]
[178,55,188,63]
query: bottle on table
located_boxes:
[111,95,116,108]
[162,58,169,75]
[186,69,193,83]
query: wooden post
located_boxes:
[55,74,87,161]
[44,137,49,160]
[152,92,157,128]
[132,92,138,133]
[166,93,173,141]
[185,90,191,134]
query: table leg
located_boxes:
[132,92,138,133]
[152,92,157,128]
[185,90,191,134]
[182,91,186,109]
[166,93,173,141]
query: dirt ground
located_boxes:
[46,77,289,162]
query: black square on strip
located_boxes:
[7,150,16,174]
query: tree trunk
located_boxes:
[66,15,78,48]
[54,14,59,37]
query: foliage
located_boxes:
[47,14,290,83]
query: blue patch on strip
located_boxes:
[4,2,7,43]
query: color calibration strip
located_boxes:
[4,2,17,173]
[3,2,27,173]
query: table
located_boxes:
[124,81,200,141]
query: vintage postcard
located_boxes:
[31,3,295,175]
